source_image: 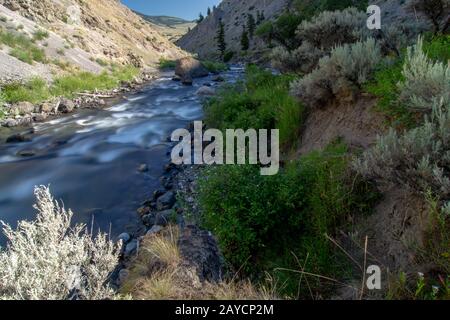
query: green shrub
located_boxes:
[158,58,177,70]
[291,38,382,108]
[199,142,379,296]
[399,37,449,113]
[33,29,49,41]
[223,51,234,63]
[202,60,228,73]
[423,34,450,63]
[205,65,303,148]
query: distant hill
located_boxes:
[134,12,196,42]
[139,14,194,27]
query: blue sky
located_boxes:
[122,0,221,21]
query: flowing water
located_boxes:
[0,68,243,245]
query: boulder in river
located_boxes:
[17,149,36,157]
[156,191,176,211]
[58,98,75,113]
[196,86,216,96]
[117,233,131,244]
[138,163,149,173]
[10,102,35,116]
[40,102,56,114]
[175,57,209,80]
[6,133,30,143]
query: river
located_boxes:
[0,67,243,245]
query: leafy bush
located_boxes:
[223,51,234,63]
[256,13,303,51]
[205,66,303,147]
[423,34,450,63]
[202,60,228,73]
[199,142,378,296]
[291,38,382,108]
[158,58,177,70]
[399,37,449,113]
[0,186,119,300]
[354,102,450,201]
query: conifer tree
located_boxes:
[241,26,250,51]
[216,20,227,60]
[247,13,256,38]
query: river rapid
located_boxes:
[0,67,243,245]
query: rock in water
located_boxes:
[156,191,176,210]
[10,102,35,116]
[196,86,216,96]
[175,57,209,84]
[6,133,30,143]
[58,98,75,113]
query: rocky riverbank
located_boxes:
[0,69,159,129]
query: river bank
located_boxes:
[0,68,160,131]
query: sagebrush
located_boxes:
[0,186,120,300]
[398,37,450,113]
[291,38,382,108]
[354,101,450,202]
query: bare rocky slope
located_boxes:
[177,0,290,60]
[0,0,185,83]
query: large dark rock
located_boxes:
[175,57,209,83]
[178,225,223,283]
[6,133,30,143]
[156,191,176,210]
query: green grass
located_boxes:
[365,35,450,129]
[198,142,379,297]
[158,58,177,70]
[205,65,303,149]
[2,66,140,104]
[202,60,229,73]
[32,29,49,41]
[423,34,450,64]
[0,29,46,64]
[95,58,109,67]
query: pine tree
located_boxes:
[197,13,204,23]
[247,13,256,38]
[207,7,212,16]
[257,11,265,24]
[241,26,250,51]
[216,20,227,60]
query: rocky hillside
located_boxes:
[0,0,185,83]
[177,0,290,60]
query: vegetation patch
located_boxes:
[202,60,228,73]
[205,65,303,148]
[158,58,177,70]
[0,29,46,64]
[198,141,379,297]
[2,65,139,104]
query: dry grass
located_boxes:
[121,225,276,300]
